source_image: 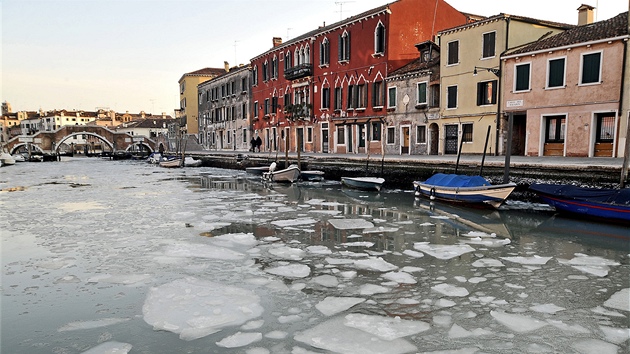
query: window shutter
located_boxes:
[346,32,351,60]
[338,34,342,61]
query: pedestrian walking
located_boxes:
[255,136,262,152]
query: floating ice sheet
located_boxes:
[328,218,375,230]
[271,218,317,227]
[344,313,431,340]
[265,264,311,278]
[81,341,132,354]
[490,310,548,333]
[432,283,469,297]
[413,243,475,260]
[315,297,365,316]
[142,277,263,341]
[163,242,245,260]
[58,318,130,332]
[500,255,552,265]
[603,288,630,312]
[353,257,398,272]
[216,331,262,348]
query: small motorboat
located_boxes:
[159,156,182,168]
[300,170,325,182]
[0,152,16,166]
[413,173,516,209]
[147,152,162,164]
[263,163,301,183]
[12,154,26,162]
[341,177,385,191]
[529,183,630,224]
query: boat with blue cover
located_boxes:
[529,184,630,224]
[413,173,516,208]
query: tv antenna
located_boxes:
[234,40,240,65]
[335,1,355,21]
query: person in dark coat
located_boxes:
[250,138,256,152]
[255,136,262,152]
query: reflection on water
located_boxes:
[2,160,629,354]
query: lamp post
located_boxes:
[473,66,500,77]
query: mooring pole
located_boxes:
[503,112,514,184]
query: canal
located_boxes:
[1,158,628,353]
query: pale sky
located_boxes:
[2,0,627,115]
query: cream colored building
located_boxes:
[437,14,572,156]
[178,67,226,135]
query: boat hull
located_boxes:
[159,158,182,168]
[413,181,516,209]
[263,165,301,183]
[300,170,325,181]
[529,184,630,224]
[341,177,385,191]
[246,166,270,175]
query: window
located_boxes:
[514,63,531,92]
[447,40,459,65]
[264,99,269,115]
[284,92,291,110]
[271,57,278,79]
[334,87,343,110]
[253,66,258,86]
[581,52,602,84]
[306,127,313,143]
[243,128,247,143]
[241,77,247,93]
[320,39,330,66]
[338,31,350,62]
[416,125,426,144]
[429,84,440,107]
[262,61,269,81]
[180,81,185,94]
[462,123,473,142]
[347,84,354,109]
[241,103,246,119]
[356,84,367,109]
[337,126,345,144]
[545,115,566,142]
[271,97,278,114]
[374,22,385,55]
[386,127,395,144]
[476,80,497,105]
[387,87,396,109]
[231,81,235,95]
[547,57,566,88]
[231,106,236,121]
[285,51,292,71]
[372,81,384,107]
[322,87,330,109]
[371,122,381,141]
[446,85,457,109]
[417,82,427,105]
[482,31,496,58]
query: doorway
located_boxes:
[512,114,526,156]
[429,123,439,155]
[445,124,458,154]
[297,128,304,152]
[321,123,329,153]
[594,113,615,157]
[401,126,410,154]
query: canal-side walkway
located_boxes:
[188,149,628,188]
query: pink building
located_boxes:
[502,8,628,157]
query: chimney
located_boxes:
[577,4,595,26]
[272,37,282,47]
[224,61,230,72]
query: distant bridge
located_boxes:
[5,125,157,155]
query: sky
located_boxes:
[2,0,628,115]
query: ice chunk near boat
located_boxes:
[315,297,366,316]
[344,313,431,340]
[81,341,132,354]
[328,218,375,230]
[264,264,311,278]
[431,283,469,297]
[490,310,548,333]
[142,277,264,341]
[603,288,630,312]
[500,255,552,265]
[294,316,418,354]
[216,331,263,348]
[413,242,475,260]
[353,257,398,272]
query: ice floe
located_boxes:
[529,303,566,314]
[413,243,475,260]
[81,341,132,354]
[603,288,630,312]
[163,242,245,260]
[216,331,263,348]
[571,338,619,354]
[353,257,398,272]
[265,264,311,278]
[500,255,552,265]
[58,317,130,332]
[315,296,365,316]
[328,218,375,230]
[142,277,264,341]
[344,313,431,340]
[271,217,316,227]
[490,310,548,332]
[382,271,417,284]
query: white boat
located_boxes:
[184,156,202,167]
[413,173,516,209]
[12,154,26,162]
[263,163,301,183]
[246,166,270,175]
[147,152,162,164]
[0,152,16,166]
[159,157,182,168]
[341,177,385,191]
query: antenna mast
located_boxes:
[335,1,355,21]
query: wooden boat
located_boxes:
[245,166,270,175]
[159,157,182,168]
[263,163,301,183]
[413,173,516,209]
[184,156,202,167]
[300,170,325,181]
[341,177,385,191]
[529,184,630,224]
[0,152,16,166]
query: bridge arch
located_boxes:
[9,143,45,155]
[125,142,154,153]
[55,132,114,153]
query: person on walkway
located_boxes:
[250,138,256,152]
[255,136,262,152]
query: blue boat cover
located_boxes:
[423,173,490,188]
[529,184,630,206]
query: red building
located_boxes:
[250,0,470,155]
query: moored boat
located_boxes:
[263,163,301,183]
[0,152,16,166]
[529,183,630,224]
[245,166,270,175]
[184,156,202,167]
[12,154,26,162]
[159,157,182,168]
[300,170,325,181]
[413,173,516,209]
[341,177,385,191]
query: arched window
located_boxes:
[320,38,330,66]
[338,31,350,62]
[285,51,292,71]
[374,22,385,55]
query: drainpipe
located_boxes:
[619,37,629,187]
[495,17,510,156]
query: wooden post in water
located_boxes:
[479,125,491,176]
[454,129,465,174]
[621,111,630,188]
[503,112,514,184]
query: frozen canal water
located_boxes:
[1,158,629,354]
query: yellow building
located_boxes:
[178,67,226,135]
[437,14,572,156]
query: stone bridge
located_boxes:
[5,125,157,155]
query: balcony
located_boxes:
[284,63,313,81]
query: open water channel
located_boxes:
[1,158,629,354]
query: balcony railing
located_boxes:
[284,63,313,80]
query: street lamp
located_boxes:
[473,66,500,77]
